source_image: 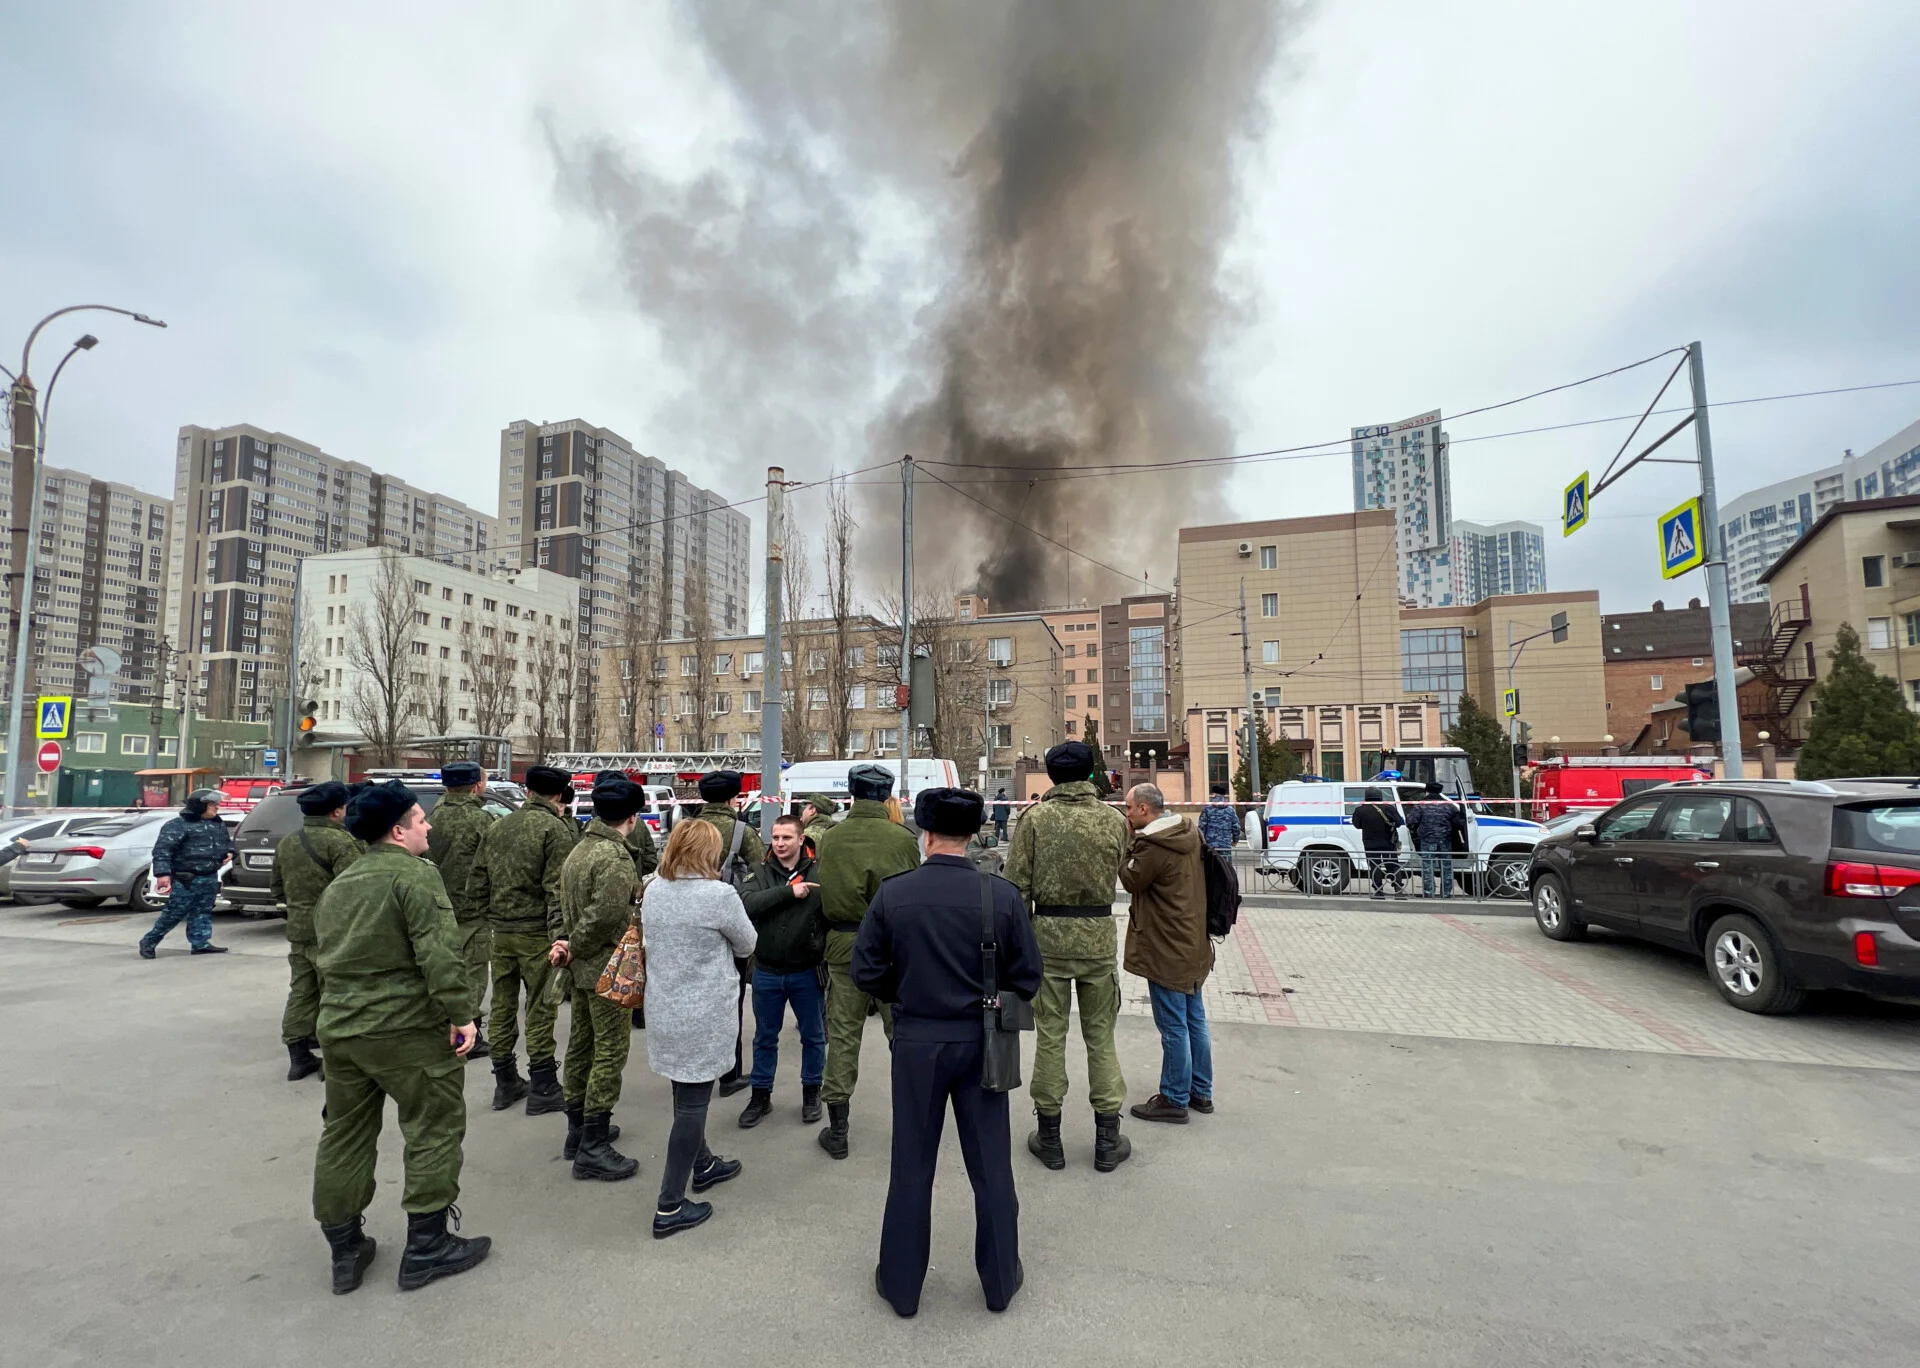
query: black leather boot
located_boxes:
[737,1087,773,1129]
[571,1112,638,1181]
[1027,1110,1065,1170]
[524,1059,564,1115]
[801,1083,822,1124]
[1094,1111,1133,1173]
[490,1055,528,1110]
[466,1026,490,1062]
[563,1100,619,1160]
[320,1217,375,1294]
[396,1205,491,1292]
[287,1038,322,1082]
[818,1101,849,1160]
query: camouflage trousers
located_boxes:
[1029,954,1127,1117]
[488,930,560,1066]
[563,986,631,1115]
[312,1027,465,1225]
[454,919,492,1025]
[281,943,321,1045]
[822,929,893,1107]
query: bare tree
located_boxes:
[346,551,423,768]
[874,576,981,763]
[465,608,518,743]
[429,666,453,736]
[681,575,716,750]
[529,625,571,760]
[614,598,663,751]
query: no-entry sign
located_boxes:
[36,741,62,773]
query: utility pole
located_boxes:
[284,557,305,777]
[897,454,914,802]
[147,637,170,765]
[3,377,41,816]
[760,467,785,841]
[1237,578,1263,847]
[1689,341,1744,778]
[1507,620,1521,807]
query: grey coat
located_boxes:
[640,875,757,1083]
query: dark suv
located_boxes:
[1528,779,1920,1014]
[223,781,521,917]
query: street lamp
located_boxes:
[5,304,167,816]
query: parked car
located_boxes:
[218,775,285,813]
[1528,778,1920,1014]
[8,810,179,911]
[0,811,147,902]
[224,779,521,917]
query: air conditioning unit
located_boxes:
[1236,541,1253,558]
[1893,553,1920,569]
[1463,628,1479,637]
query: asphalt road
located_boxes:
[5,903,1919,1367]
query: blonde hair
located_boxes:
[658,819,721,881]
[884,796,905,826]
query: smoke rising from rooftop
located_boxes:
[550,1,1287,611]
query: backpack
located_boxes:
[722,818,754,892]
[1200,844,1241,939]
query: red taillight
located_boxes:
[1826,860,1920,898]
[1854,931,1881,966]
[57,846,106,860]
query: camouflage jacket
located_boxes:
[558,819,641,991]
[694,804,765,887]
[424,791,495,923]
[271,816,363,946]
[1004,780,1129,962]
[471,794,577,938]
[814,800,921,960]
[624,821,660,879]
[311,843,465,1041]
[151,812,232,877]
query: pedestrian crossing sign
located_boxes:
[36,695,72,739]
[1563,472,1589,537]
[1659,496,1707,579]
[1502,688,1519,718]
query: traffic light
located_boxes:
[296,699,319,746]
[1512,720,1532,770]
[1550,611,1569,643]
[1512,741,1529,768]
[1679,680,1720,743]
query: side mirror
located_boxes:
[1575,824,1597,842]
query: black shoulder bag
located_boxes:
[979,871,1033,1093]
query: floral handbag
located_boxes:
[595,924,646,1009]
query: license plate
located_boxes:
[18,853,54,867]
[244,852,274,869]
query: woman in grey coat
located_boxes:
[642,818,759,1238]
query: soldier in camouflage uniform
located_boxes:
[271,781,362,1082]
[310,780,492,1295]
[692,770,763,1096]
[799,792,839,844]
[470,765,577,1113]
[1004,741,1133,1174]
[589,770,659,1033]
[423,761,496,1061]
[553,778,648,1181]
[812,763,919,1159]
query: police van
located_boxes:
[1246,756,1545,897]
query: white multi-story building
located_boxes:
[299,548,577,759]
[1449,519,1547,604]
[1352,409,1452,606]
[1717,417,1920,602]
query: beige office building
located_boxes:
[1401,590,1606,746]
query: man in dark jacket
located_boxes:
[990,789,1011,843]
[737,815,827,1128]
[138,788,234,958]
[1407,780,1468,899]
[272,781,361,1081]
[853,787,1042,1319]
[1349,787,1406,899]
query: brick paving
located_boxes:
[1115,904,1920,1070]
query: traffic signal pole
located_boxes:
[1689,341,1744,778]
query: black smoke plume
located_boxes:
[551,0,1287,610]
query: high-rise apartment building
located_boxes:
[1352,409,1453,606]
[1449,519,1547,604]
[0,464,171,706]
[497,419,751,744]
[167,424,496,724]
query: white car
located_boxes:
[1246,779,1546,897]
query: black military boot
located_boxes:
[286,1038,322,1082]
[563,1100,584,1160]
[524,1059,564,1115]
[1027,1110,1065,1170]
[490,1055,529,1111]
[737,1087,773,1129]
[1094,1111,1133,1173]
[466,1025,490,1062]
[818,1101,850,1160]
[572,1112,638,1181]
[801,1083,822,1124]
[396,1205,491,1292]
[320,1217,376,1295]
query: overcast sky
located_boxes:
[4,0,1917,616]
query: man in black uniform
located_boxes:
[852,787,1043,1319]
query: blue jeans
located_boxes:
[750,967,827,1090]
[141,872,218,951]
[1147,982,1213,1108]
[1419,850,1455,897]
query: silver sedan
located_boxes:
[8,811,180,911]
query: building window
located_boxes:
[743,691,762,713]
[121,734,150,756]
[681,656,698,676]
[1259,545,1277,570]
[1868,617,1893,651]
[1399,627,1467,729]
[808,731,830,755]
[876,728,899,750]
[1321,751,1345,782]
[1065,720,1077,735]
[1650,673,1664,691]
[849,684,867,709]
[1129,625,1165,734]
[1086,668,1099,684]
[159,737,178,757]
[744,652,764,675]
[988,678,1012,705]
[990,724,1012,749]
[1905,611,1920,647]
[1863,555,1886,588]
[75,732,106,753]
[1261,593,1278,617]
[714,654,732,676]
[986,637,1012,664]
[1262,641,1280,664]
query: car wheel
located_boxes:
[1531,872,1585,941]
[1488,854,1531,899]
[128,870,159,913]
[1290,850,1350,895]
[1705,912,1804,1015]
